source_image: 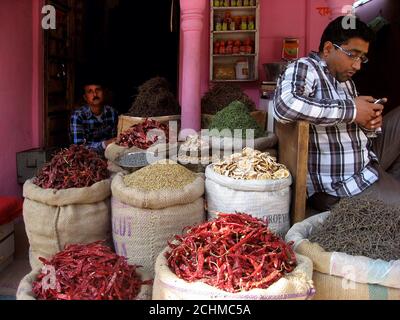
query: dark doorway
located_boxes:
[77,0,181,114]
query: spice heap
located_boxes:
[208,101,264,138]
[32,241,151,300]
[33,145,109,190]
[116,119,169,149]
[128,77,180,117]
[124,162,196,191]
[201,83,256,115]
[166,213,297,293]
[213,147,290,180]
[309,196,400,261]
[180,135,210,152]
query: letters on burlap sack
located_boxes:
[23,179,111,270]
[16,268,153,300]
[285,212,400,300]
[205,165,292,237]
[111,173,206,276]
[152,247,315,300]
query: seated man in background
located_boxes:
[273,16,400,211]
[70,80,118,155]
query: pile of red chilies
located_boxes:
[33,145,109,190]
[116,119,169,149]
[166,213,297,293]
[33,241,151,300]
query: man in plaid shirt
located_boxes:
[274,16,400,211]
[70,81,118,154]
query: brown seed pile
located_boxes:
[309,196,400,261]
[124,162,197,191]
[201,83,256,115]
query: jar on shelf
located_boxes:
[214,0,221,7]
[248,15,255,30]
[215,15,222,31]
[231,0,237,6]
[223,0,230,7]
[229,19,236,31]
[234,16,242,30]
[236,58,250,80]
[249,0,256,6]
[222,19,228,31]
[241,16,248,30]
[237,0,243,6]
[243,0,249,6]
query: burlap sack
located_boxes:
[152,247,315,300]
[285,212,400,300]
[111,173,206,276]
[17,268,153,300]
[23,179,111,270]
[205,165,292,237]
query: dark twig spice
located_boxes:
[309,196,400,261]
[32,241,152,300]
[201,83,256,115]
[128,77,181,117]
[166,213,297,293]
[116,119,169,149]
[33,145,109,190]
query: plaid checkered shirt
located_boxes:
[273,52,379,198]
[70,105,118,154]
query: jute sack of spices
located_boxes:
[16,268,152,300]
[285,212,400,300]
[153,247,315,300]
[205,151,292,237]
[23,179,111,270]
[111,164,205,276]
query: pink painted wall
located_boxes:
[0,0,42,196]
[195,0,331,105]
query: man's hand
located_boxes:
[354,96,384,127]
[104,138,117,148]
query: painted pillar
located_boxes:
[325,0,355,19]
[179,0,206,137]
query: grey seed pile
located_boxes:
[309,196,400,261]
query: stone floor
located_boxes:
[0,218,31,299]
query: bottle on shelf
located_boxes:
[248,15,255,30]
[244,0,250,6]
[214,0,221,7]
[237,0,243,6]
[223,0,230,7]
[241,16,248,30]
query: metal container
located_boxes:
[263,62,288,82]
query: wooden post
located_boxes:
[275,121,310,225]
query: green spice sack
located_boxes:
[208,101,265,139]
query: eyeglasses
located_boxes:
[333,44,369,64]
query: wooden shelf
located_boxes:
[212,6,257,10]
[210,0,260,81]
[213,30,256,34]
[213,53,256,57]
[211,79,258,82]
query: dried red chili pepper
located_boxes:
[116,119,169,149]
[32,241,152,300]
[33,145,109,190]
[166,213,297,293]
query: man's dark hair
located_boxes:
[319,16,375,52]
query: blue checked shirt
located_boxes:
[70,105,118,153]
[273,52,379,198]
